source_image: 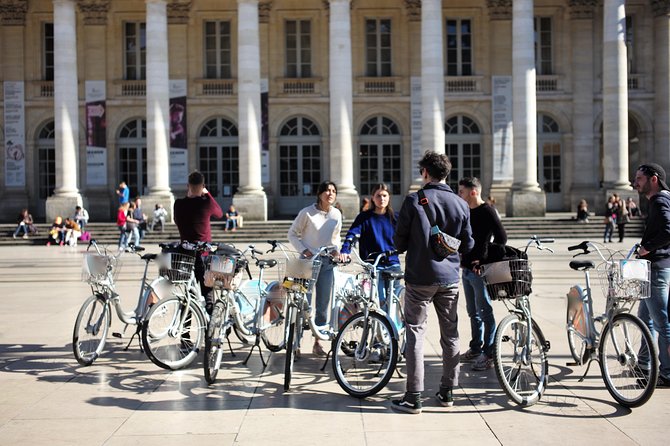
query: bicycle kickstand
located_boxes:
[243,335,267,368]
[576,358,599,383]
[123,325,143,352]
[319,349,332,372]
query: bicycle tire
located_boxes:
[598,312,658,407]
[283,305,301,391]
[204,300,226,384]
[72,295,110,366]
[393,285,407,378]
[567,314,588,366]
[141,296,207,370]
[332,311,399,398]
[260,294,287,352]
[493,314,549,406]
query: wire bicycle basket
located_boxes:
[81,253,120,284]
[481,259,533,300]
[597,258,651,303]
[283,254,323,293]
[204,251,247,290]
[158,249,196,283]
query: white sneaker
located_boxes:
[472,354,494,371]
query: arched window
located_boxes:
[37,121,56,199]
[445,115,482,190]
[198,117,239,205]
[118,118,147,196]
[538,114,562,210]
[278,116,322,214]
[358,116,402,198]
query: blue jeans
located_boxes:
[603,222,614,242]
[118,226,128,249]
[13,223,28,237]
[225,218,238,230]
[462,268,496,357]
[311,258,335,326]
[637,266,670,380]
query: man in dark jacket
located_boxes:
[391,151,474,414]
[634,163,670,387]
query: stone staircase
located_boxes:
[0,213,645,247]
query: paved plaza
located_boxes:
[0,239,668,445]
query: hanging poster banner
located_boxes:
[85,80,107,186]
[169,79,188,186]
[261,78,270,184]
[492,76,514,181]
[410,77,423,178]
[4,81,26,187]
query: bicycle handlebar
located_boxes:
[524,235,555,254]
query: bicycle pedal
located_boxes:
[543,340,551,351]
[112,332,123,338]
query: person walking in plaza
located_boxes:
[633,163,670,387]
[613,193,629,243]
[457,177,507,371]
[288,181,342,357]
[133,197,148,244]
[116,181,129,205]
[116,202,129,249]
[391,151,474,414]
[603,195,616,243]
[173,171,223,315]
[125,202,141,248]
[340,183,400,312]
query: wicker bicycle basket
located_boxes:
[480,259,533,300]
[81,253,120,284]
[597,258,651,302]
[158,251,196,283]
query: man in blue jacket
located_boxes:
[391,151,474,414]
[634,163,670,387]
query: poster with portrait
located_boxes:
[169,80,188,186]
[3,81,26,187]
[85,81,107,186]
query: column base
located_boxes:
[233,191,268,221]
[505,189,546,217]
[46,194,83,224]
[332,190,360,222]
[488,183,513,218]
[141,193,176,224]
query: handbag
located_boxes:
[417,189,461,259]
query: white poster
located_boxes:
[492,76,514,181]
[4,81,26,187]
[410,77,423,174]
[85,81,107,185]
[169,79,188,186]
[261,78,270,184]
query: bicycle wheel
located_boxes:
[332,311,399,398]
[142,296,207,370]
[283,305,302,391]
[204,300,226,384]
[598,313,658,407]
[260,293,287,352]
[493,314,549,406]
[72,295,110,366]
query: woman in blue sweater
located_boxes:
[340,183,401,311]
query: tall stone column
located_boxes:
[47,0,83,221]
[328,0,358,217]
[653,1,670,167]
[143,0,175,216]
[602,0,630,191]
[569,1,600,210]
[234,0,267,220]
[506,0,545,216]
[421,0,445,154]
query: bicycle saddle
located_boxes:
[257,259,277,269]
[382,270,404,280]
[569,260,595,271]
[141,253,158,261]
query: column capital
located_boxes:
[167,0,191,24]
[78,0,110,26]
[487,0,512,21]
[568,0,598,20]
[323,0,354,10]
[0,0,27,26]
[651,0,670,17]
[404,0,421,22]
[259,1,272,23]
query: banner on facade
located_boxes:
[85,81,107,186]
[169,79,188,186]
[410,77,422,177]
[261,78,270,184]
[4,81,26,187]
[492,76,514,181]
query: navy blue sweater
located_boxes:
[394,183,474,286]
[341,210,399,266]
[640,190,670,268]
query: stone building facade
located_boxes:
[0,0,668,222]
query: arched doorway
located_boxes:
[444,115,482,191]
[36,121,55,219]
[117,118,147,197]
[537,114,562,211]
[197,117,239,209]
[277,116,322,215]
[358,115,403,209]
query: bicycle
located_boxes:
[566,241,658,407]
[480,236,554,406]
[331,236,402,398]
[73,239,169,366]
[141,241,214,370]
[203,243,286,384]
